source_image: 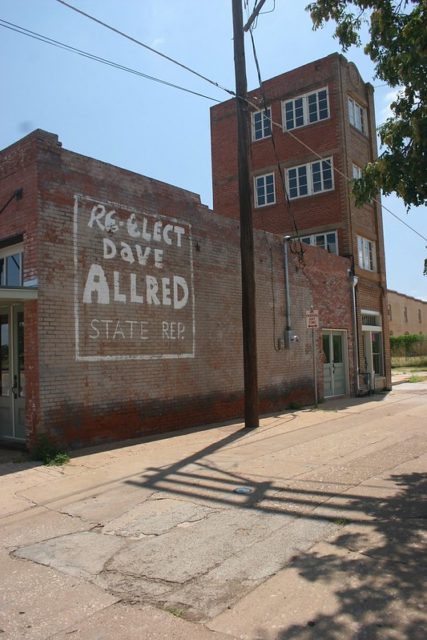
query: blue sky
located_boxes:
[1,0,425,300]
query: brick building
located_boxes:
[0,129,356,449]
[211,53,391,392]
[387,290,427,336]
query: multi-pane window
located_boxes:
[0,245,23,287]
[287,158,333,199]
[301,231,338,255]
[254,173,275,207]
[357,236,376,271]
[283,88,329,131]
[352,164,363,180]
[252,107,272,141]
[348,97,366,134]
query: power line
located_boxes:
[244,93,427,244]
[248,27,303,249]
[0,18,220,103]
[3,8,424,243]
[55,0,236,98]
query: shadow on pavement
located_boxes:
[270,471,427,639]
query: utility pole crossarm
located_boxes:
[243,0,268,32]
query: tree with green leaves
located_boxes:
[306,0,427,209]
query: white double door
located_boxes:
[322,330,347,397]
[0,305,25,441]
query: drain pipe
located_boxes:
[350,272,360,394]
[283,236,293,347]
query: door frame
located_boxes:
[322,329,349,398]
[0,303,25,442]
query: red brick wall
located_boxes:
[0,132,41,438]
[1,131,355,449]
[211,52,391,389]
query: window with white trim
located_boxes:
[352,163,362,180]
[0,244,24,287]
[287,157,333,199]
[283,87,329,131]
[252,107,271,141]
[254,173,275,207]
[357,236,376,271]
[301,231,338,255]
[348,97,366,134]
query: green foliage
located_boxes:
[390,333,426,361]
[390,333,424,349]
[306,0,427,209]
[31,434,70,466]
[407,374,427,383]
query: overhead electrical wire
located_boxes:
[0,19,220,102]
[247,24,426,244]
[251,99,427,244]
[55,0,235,98]
[3,6,425,244]
[55,0,426,244]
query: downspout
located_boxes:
[351,271,360,394]
[283,236,292,347]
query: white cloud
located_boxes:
[152,37,165,48]
[380,89,401,123]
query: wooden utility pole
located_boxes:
[232,0,259,429]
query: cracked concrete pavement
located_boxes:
[1,380,426,639]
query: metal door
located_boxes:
[322,330,347,397]
[0,305,25,441]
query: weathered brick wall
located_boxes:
[0,132,41,437]
[1,131,354,448]
[388,290,427,336]
[211,52,391,389]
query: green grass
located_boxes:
[407,374,427,383]
[165,607,185,618]
[392,365,427,374]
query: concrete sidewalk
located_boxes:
[1,382,426,639]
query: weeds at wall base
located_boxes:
[30,434,70,466]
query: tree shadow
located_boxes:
[271,471,427,639]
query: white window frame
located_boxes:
[254,173,276,208]
[0,243,24,287]
[352,163,363,180]
[348,97,366,134]
[251,107,272,141]
[282,87,329,131]
[357,236,377,272]
[286,157,334,199]
[301,231,338,255]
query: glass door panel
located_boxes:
[0,305,25,440]
[0,310,13,437]
[323,330,347,397]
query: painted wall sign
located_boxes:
[74,195,195,361]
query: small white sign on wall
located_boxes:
[306,309,319,329]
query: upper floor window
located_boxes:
[252,107,272,141]
[254,173,275,208]
[352,164,363,180]
[283,88,329,131]
[357,236,376,272]
[387,304,392,320]
[301,231,338,255]
[287,157,333,199]
[0,244,23,287]
[404,306,408,323]
[348,97,366,134]
[418,308,422,324]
